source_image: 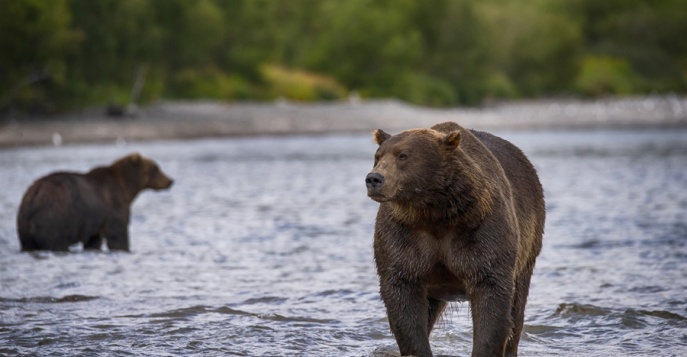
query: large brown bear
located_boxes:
[17,153,173,252]
[366,122,545,357]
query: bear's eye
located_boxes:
[398,153,408,161]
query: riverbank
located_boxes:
[1,95,686,147]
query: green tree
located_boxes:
[2,0,686,114]
[301,0,423,96]
[65,0,164,107]
[416,0,493,105]
[479,0,583,97]
[0,0,79,113]
[570,0,687,93]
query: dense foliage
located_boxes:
[2,0,686,114]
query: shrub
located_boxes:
[260,64,347,101]
[575,55,637,97]
[393,72,457,107]
[169,67,254,100]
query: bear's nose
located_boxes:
[366,172,385,190]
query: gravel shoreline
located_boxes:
[1,95,686,148]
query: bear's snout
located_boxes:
[154,174,174,190]
[366,172,384,189]
[366,172,385,197]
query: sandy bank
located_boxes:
[1,95,686,148]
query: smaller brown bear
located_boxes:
[17,153,173,252]
[366,122,545,357]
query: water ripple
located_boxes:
[1,131,686,356]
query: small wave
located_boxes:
[627,285,669,293]
[563,239,635,250]
[552,302,611,318]
[625,309,687,322]
[212,306,255,316]
[0,294,99,303]
[621,308,687,331]
[143,305,253,319]
[548,302,687,334]
[240,296,289,305]
[254,313,339,325]
[121,304,340,327]
[552,302,687,322]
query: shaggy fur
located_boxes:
[17,153,173,251]
[366,122,545,357]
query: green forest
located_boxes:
[2,0,687,114]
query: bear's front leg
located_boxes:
[83,234,103,250]
[469,279,514,357]
[380,278,433,357]
[104,219,130,251]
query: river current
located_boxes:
[1,129,686,356]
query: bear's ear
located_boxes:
[128,152,143,166]
[443,130,461,149]
[373,129,391,145]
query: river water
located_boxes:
[1,129,686,356]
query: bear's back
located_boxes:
[470,130,542,198]
[470,129,545,267]
[18,172,103,225]
[470,131,538,187]
[22,172,84,207]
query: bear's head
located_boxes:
[115,153,174,192]
[366,128,460,203]
[366,125,493,227]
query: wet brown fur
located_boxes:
[367,122,545,357]
[16,153,173,251]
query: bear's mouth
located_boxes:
[153,178,174,190]
[367,192,390,202]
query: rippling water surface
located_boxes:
[1,129,686,356]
